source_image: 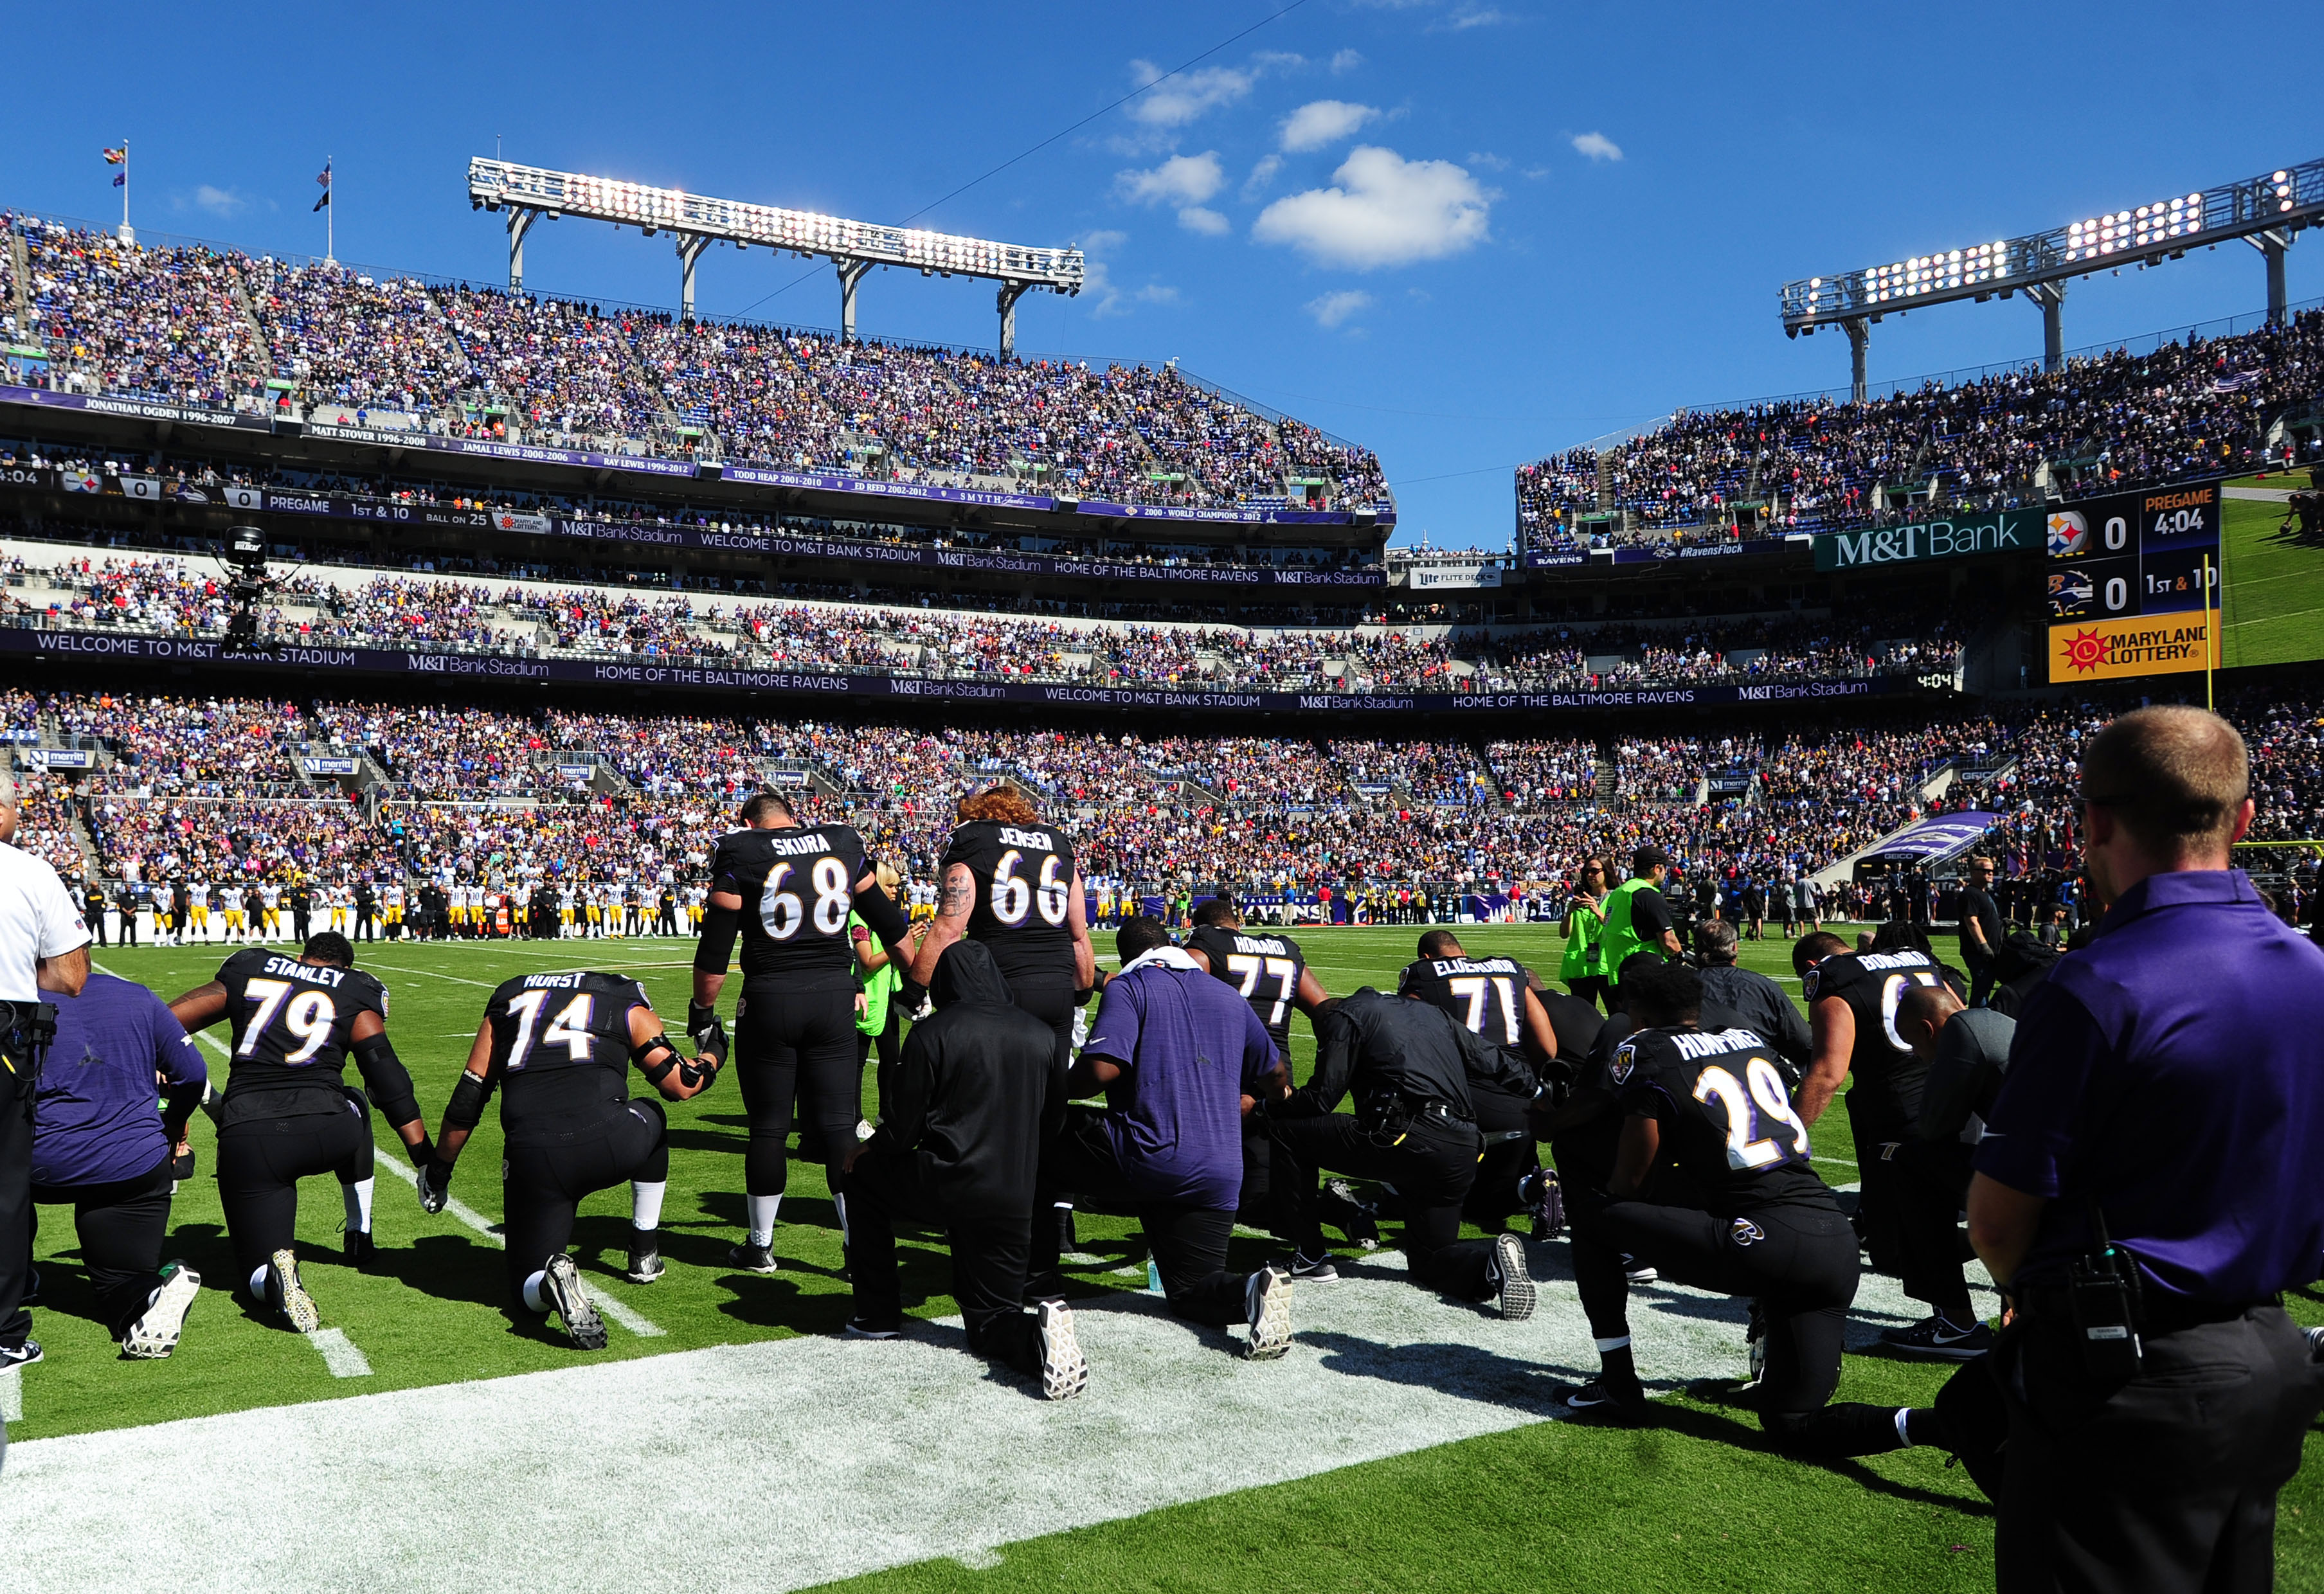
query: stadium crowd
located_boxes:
[1518,307,2324,546]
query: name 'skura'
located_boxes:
[766,831,838,857]
[996,827,1055,851]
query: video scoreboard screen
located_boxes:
[2044,480,2219,682]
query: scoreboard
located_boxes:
[2044,479,2220,682]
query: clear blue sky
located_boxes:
[5,2,2312,545]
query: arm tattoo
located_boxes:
[939,864,975,920]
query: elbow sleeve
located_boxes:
[350,1033,420,1127]
[694,904,741,973]
[851,882,910,949]
[444,1068,493,1132]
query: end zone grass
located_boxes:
[19,926,2319,1591]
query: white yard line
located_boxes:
[303,1329,372,1379]
[0,1245,1992,1593]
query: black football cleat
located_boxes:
[343,1229,378,1271]
[626,1230,664,1284]
[726,1240,779,1274]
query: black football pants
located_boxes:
[1845,1098,1908,1276]
[1007,981,1077,1075]
[30,1154,175,1339]
[215,1100,375,1282]
[0,1082,30,1350]
[1894,1138,1977,1325]
[1268,1111,1497,1300]
[1576,1196,1859,1434]
[1998,1303,2324,1594]
[502,1099,669,1300]
[735,985,860,1201]
[1029,1106,1247,1327]
[845,1141,1040,1375]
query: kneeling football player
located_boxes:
[170,933,433,1332]
[1565,962,1862,1447]
[418,971,725,1349]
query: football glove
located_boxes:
[417,1158,455,1215]
[687,1000,729,1064]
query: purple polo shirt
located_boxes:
[1976,868,2324,1302]
[1082,957,1277,1208]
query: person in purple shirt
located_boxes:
[1968,706,2324,1594]
[30,971,208,1360]
[1025,916,1295,1360]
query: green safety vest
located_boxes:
[1599,877,1660,985]
[852,911,899,1035]
[1559,898,1607,981]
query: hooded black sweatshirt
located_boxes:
[872,940,1066,1218]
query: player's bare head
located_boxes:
[1417,929,1463,960]
[1895,983,1963,1054]
[1622,960,1701,1027]
[1694,917,1740,964]
[1116,915,1173,963]
[957,784,1039,827]
[1792,930,1848,976]
[739,790,796,828]
[1869,919,1931,955]
[302,931,355,969]
[1192,897,1241,928]
[2080,706,2251,861]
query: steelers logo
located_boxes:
[2062,627,2110,674]
[2047,508,2091,557]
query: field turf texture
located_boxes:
[15,924,2320,1591]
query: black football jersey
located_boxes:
[1801,949,1947,1131]
[216,947,388,1111]
[485,970,649,1139]
[1185,924,1307,1055]
[1609,1024,1825,1212]
[940,819,1078,988]
[711,823,872,988]
[1398,954,1531,1050]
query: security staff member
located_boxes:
[1969,707,2324,1593]
[1956,855,2003,1005]
[1558,858,1610,1010]
[1692,917,1810,1075]
[0,769,93,1377]
[1599,846,1683,992]
[1259,983,1540,1317]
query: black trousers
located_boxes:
[501,1100,668,1300]
[291,909,311,942]
[1007,981,1077,1075]
[1894,1138,1977,1321]
[30,1153,175,1339]
[1465,1080,1538,1230]
[118,910,138,946]
[1267,1111,1497,1299]
[356,911,375,942]
[845,1142,1039,1374]
[215,1100,374,1281]
[89,909,107,947]
[1577,1196,1859,1428]
[1030,1106,1247,1326]
[1846,1098,1908,1276]
[735,985,860,1200]
[857,1011,903,1122]
[0,1084,30,1349]
[1997,1302,2323,1594]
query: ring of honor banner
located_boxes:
[2044,480,2220,682]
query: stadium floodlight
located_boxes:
[467,157,1084,355]
[1778,157,2322,400]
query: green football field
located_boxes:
[2221,473,2324,670]
[12,924,2320,1591]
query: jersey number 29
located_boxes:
[1692,1055,1811,1170]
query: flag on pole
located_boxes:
[314,159,332,211]
[105,147,126,187]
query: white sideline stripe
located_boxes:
[0,1368,19,1422]
[0,1246,1992,1593]
[305,1329,372,1378]
[371,1156,665,1338]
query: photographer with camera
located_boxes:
[0,770,95,1395]
[1968,707,2324,1593]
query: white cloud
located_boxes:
[1080,229,1128,255]
[1178,206,1229,236]
[1306,290,1373,328]
[1115,152,1225,208]
[1330,48,1365,73]
[1083,250,1181,319]
[1243,155,1284,199]
[1465,151,1510,171]
[1571,130,1623,162]
[1443,4,1507,28]
[1280,100,1380,154]
[192,184,249,217]
[1126,60,1257,128]
[1252,146,1493,269]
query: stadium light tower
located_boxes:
[1779,157,2322,402]
[466,157,1084,355]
